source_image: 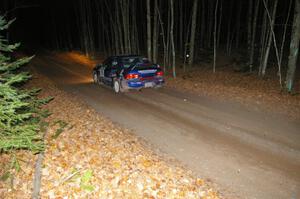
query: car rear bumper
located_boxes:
[121,78,164,90]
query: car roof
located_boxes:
[109,55,142,59]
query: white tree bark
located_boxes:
[261,0,278,76]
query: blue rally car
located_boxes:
[92,55,164,93]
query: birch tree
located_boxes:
[261,0,278,76]
[259,0,269,74]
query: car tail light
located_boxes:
[156,71,163,76]
[126,73,139,79]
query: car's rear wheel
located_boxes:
[93,72,98,84]
[113,79,121,93]
[154,85,162,89]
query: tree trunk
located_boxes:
[170,0,176,78]
[88,1,95,55]
[157,4,167,72]
[183,18,192,72]
[286,0,300,92]
[213,0,219,73]
[116,0,124,54]
[226,0,233,55]
[166,3,171,69]
[247,0,253,60]
[152,0,158,62]
[249,0,260,71]
[200,0,206,48]
[146,0,152,60]
[263,0,282,85]
[261,0,278,76]
[131,0,139,54]
[259,0,269,74]
[188,0,199,67]
[279,0,293,65]
[179,0,184,55]
[217,0,223,47]
[120,0,129,54]
[208,1,214,48]
[235,1,242,49]
[126,0,131,53]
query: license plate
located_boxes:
[144,82,153,88]
[138,69,157,74]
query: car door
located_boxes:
[110,60,119,78]
[98,65,105,79]
[103,58,118,85]
[100,58,111,84]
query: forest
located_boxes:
[1,1,300,198]
[1,0,300,91]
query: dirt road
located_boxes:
[32,54,300,199]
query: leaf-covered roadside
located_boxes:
[166,65,300,121]
[1,70,221,198]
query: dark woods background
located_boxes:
[1,0,299,91]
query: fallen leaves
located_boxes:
[0,69,221,198]
[166,66,300,121]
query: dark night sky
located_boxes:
[1,0,75,48]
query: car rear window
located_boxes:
[121,58,137,68]
[134,63,157,70]
[120,57,149,68]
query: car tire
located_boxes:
[98,77,103,85]
[93,72,98,84]
[154,85,162,89]
[113,79,121,93]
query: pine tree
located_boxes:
[0,16,49,153]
